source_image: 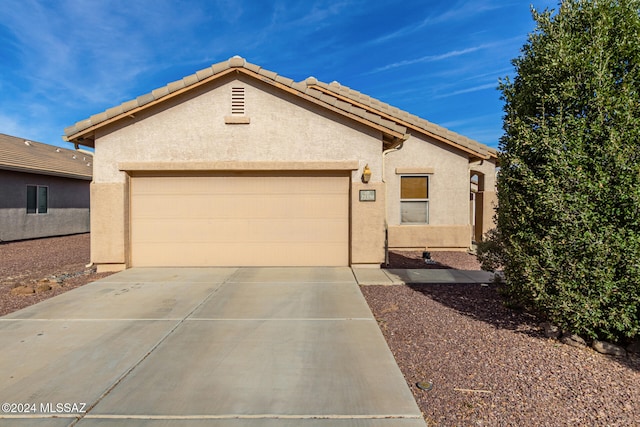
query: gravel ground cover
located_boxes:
[387,250,482,270]
[0,234,112,316]
[3,238,638,425]
[361,282,640,426]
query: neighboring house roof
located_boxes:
[0,133,92,180]
[64,55,496,160]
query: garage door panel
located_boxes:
[133,194,347,220]
[133,175,348,195]
[130,174,349,267]
[132,218,349,244]
[133,242,348,267]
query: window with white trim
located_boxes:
[27,185,48,214]
[400,176,429,223]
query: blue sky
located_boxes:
[0,0,559,150]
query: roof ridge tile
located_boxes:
[136,93,155,107]
[211,61,230,74]
[152,86,169,99]
[167,79,186,93]
[182,74,198,87]
[195,67,214,81]
[275,75,294,86]
[259,69,278,80]
[244,62,261,73]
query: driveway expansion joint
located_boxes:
[70,271,239,426]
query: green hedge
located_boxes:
[494,0,640,343]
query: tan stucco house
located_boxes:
[63,56,497,272]
[0,133,91,241]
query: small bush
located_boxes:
[475,228,505,272]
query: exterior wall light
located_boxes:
[362,164,372,183]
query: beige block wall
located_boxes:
[91,74,387,267]
[351,181,386,265]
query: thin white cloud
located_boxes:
[440,113,500,130]
[370,0,518,45]
[369,44,493,74]
[426,0,518,26]
[434,82,498,99]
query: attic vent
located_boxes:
[225,86,250,124]
[231,87,245,115]
[24,140,31,146]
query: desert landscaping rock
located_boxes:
[10,285,34,295]
[35,283,52,293]
[592,340,627,357]
[560,333,587,348]
[540,321,561,338]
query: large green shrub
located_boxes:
[497,0,640,342]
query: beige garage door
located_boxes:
[130,172,349,266]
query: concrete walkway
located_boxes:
[0,267,426,426]
[352,267,496,286]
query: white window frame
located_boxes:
[400,175,429,224]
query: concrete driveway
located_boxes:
[0,267,426,426]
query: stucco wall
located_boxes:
[0,169,90,241]
[384,133,472,250]
[93,74,382,184]
[351,181,386,265]
[90,74,386,268]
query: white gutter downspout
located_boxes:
[382,139,405,267]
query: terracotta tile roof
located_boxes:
[0,133,92,180]
[305,78,495,158]
[64,56,495,159]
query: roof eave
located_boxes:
[0,164,92,180]
[64,65,408,145]
[307,84,491,159]
[64,67,240,145]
